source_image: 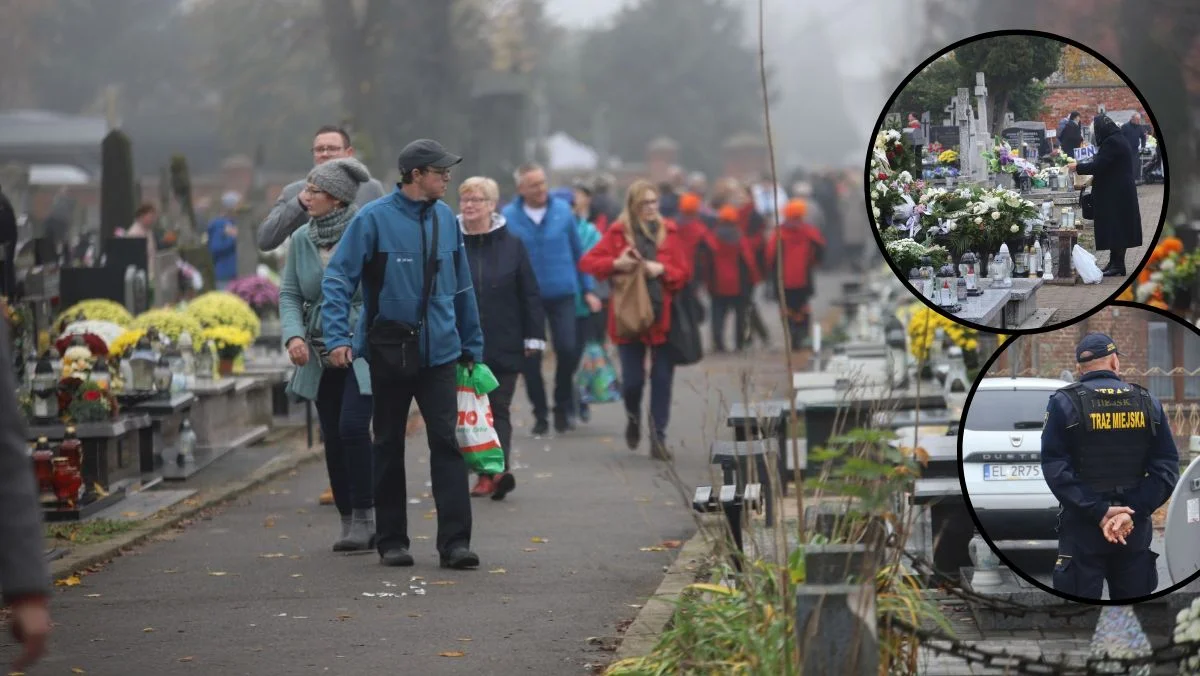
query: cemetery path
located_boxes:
[5,276,853,676]
[1040,183,1165,325]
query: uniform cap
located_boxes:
[1076,332,1122,363]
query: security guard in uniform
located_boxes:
[1040,333,1179,600]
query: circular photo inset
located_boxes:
[866,30,1168,333]
[958,302,1200,605]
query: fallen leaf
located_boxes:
[208,571,228,577]
[120,511,140,518]
[413,535,431,540]
[438,651,466,658]
[640,546,667,552]
[55,575,81,587]
[634,497,652,503]
[429,580,456,586]
[336,613,352,621]
[263,517,276,528]
[523,548,538,552]
[143,627,155,633]
[457,637,472,642]
[178,656,194,662]
[533,472,552,479]
[85,593,102,598]
[183,498,200,506]
[258,553,285,559]
[162,568,181,574]
[530,536,548,543]
[278,535,290,539]
[291,574,303,578]
[627,604,642,609]
[687,583,736,595]
[661,540,684,549]
[71,668,85,674]
[422,513,434,520]
[488,568,507,574]
[407,613,422,618]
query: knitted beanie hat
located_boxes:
[307,157,370,205]
[784,199,807,220]
[717,205,739,222]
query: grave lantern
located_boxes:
[918,256,936,301]
[194,341,215,379]
[1041,199,1053,222]
[1013,242,1028,277]
[960,252,982,296]
[178,331,196,384]
[178,419,197,466]
[935,264,959,311]
[128,336,159,392]
[31,354,58,422]
[884,315,909,390]
[990,243,1013,289]
[153,356,173,393]
[47,347,62,379]
[89,358,111,390]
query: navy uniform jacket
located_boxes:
[1041,370,1179,528]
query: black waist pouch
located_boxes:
[368,319,421,380]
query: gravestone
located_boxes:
[929,126,961,150]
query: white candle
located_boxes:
[813,322,821,355]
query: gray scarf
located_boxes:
[309,204,357,249]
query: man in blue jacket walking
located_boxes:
[503,163,597,435]
[322,139,485,570]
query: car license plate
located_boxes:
[982,463,1042,481]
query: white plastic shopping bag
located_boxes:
[1072,244,1104,284]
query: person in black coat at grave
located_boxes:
[0,184,17,298]
[1071,114,1141,277]
[1060,111,1084,159]
[457,176,546,501]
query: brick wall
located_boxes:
[1040,86,1147,132]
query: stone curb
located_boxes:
[611,514,722,660]
[50,414,425,580]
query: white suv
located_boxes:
[961,377,1070,541]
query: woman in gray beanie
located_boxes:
[279,157,377,551]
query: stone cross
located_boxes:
[973,72,991,183]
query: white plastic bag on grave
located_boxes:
[1073,244,1104,285]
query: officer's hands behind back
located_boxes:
[1100,506,1135,545]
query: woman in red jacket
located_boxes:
[579,179,690,461]
[765,199,825,351]
[698,205,761,352]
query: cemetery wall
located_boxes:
[1040,84,1147,132]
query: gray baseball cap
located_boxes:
[397,139,462,175]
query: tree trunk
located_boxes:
[992,88,1011,137]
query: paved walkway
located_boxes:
[1,274,853,676]
[1040,184,1165,326]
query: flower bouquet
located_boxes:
[65,379,118,423]
[55,299,133,332]
[186,292,261,340]
[54,332,108,360]
[225,276,280,314]
[109,329,148,360]
[906,304,980,363]
[60,343,97,380]
[58,320,125,352]
[1122,237,1195,311]
[937,149,959,167]
[130,309,204,343]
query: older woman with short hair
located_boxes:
[457,176,545,500]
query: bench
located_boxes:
[911,477,962,505]
[710,440,777,526]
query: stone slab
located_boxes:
[87,488,195,522]
[190,378,237,395]
[1016,307,1057,330]
[133,392,196,415]
[951,287,1009,327]
[794,583,878,675]
[27,414,152,440]
[805,544,878,585]
[160,425,268,481]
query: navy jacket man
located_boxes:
[322,139,484,570]
[502,162,594,435]
[1040,333,1179,600]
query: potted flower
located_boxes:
[129,309,204,344]
[55,299,133,333]
[225,276,281,336]
[198,326,253,375]
[186,292,262,341]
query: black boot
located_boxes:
[625,414,641,450]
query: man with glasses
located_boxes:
[321,139,483,570]
[257,125,385,252]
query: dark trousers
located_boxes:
[523,295,579,421]
[710,294,748,351]
[1053,513,1157,600]
[617,342,675,442]
[314,367,374,514]
[488,371,519,473]
[371,362,471,555]
[783,288,812,350]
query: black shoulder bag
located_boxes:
[365,202,440,381]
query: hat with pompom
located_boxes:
[306,157,371,205]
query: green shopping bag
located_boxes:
[455,363,505,475]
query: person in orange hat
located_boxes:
[697,205,762,352]
[766,198,825,351]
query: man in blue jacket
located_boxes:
[206,191,241,289]
[503,163,597,435]
[322,139,485,570]
[1040,333,1178,600]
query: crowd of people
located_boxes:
[257,125,832,570]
